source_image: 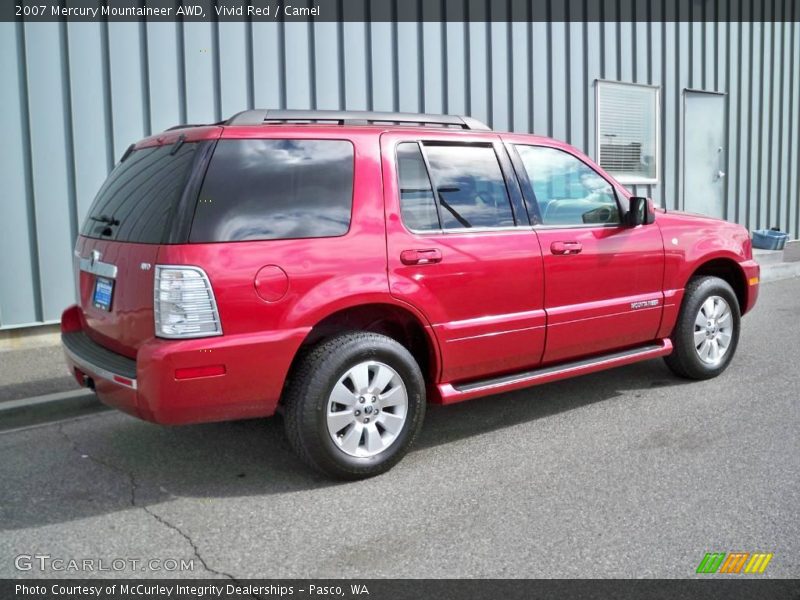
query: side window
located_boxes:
[424,145,516,229]
[515,145,621,226]
[190,139,353,242]
[397,143,440,231]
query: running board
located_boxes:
[437,339,673,404]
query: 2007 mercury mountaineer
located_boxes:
[62,109,760,479]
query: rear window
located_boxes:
[189,139,354,242]
[81,142,198,243]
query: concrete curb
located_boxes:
[0,388,107,432]
[0,324,60,353]
[760,261,800,283]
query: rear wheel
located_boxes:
[664,276,741,380]
[283,332,426,479]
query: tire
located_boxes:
[283,332,426,480]
[663,275,741,380]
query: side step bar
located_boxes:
[437,339,673,404]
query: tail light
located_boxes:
[154,266,223,339]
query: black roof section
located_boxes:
[224,109,491,131]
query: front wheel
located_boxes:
[664,276,741,380]
[283,332,426,479]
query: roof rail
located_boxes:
[225,109,491,131]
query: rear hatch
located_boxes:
[75,129,219,358]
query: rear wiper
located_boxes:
[170,134,186,155]
[90,214,120,226]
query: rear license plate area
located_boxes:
[93,276,114,311]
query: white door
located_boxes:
[683,91,726,218]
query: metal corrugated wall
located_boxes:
[1,11,799,328]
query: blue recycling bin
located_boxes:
[752,229,788,251]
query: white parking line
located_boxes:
[0,410,111,435]
[0,388,96,412]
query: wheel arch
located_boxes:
[286,302,441,393]
[687,257,748,314]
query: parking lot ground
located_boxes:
[0,344,78,404]
[0,278,798,579]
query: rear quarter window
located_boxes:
[190,139,354,242]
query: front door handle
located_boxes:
[400,249,443,265]
[550,241,583,255]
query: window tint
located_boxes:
[81,142,198,243]
[423,145,515,229]
[515,145,620,226]
[190,139,353,242]
[397,143,439,231]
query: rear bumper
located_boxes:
[63,331,137,389]
[60,305,308,425]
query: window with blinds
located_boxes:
[596,81,659,184]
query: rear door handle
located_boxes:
[400,249,443,265]
[550,241,583,255]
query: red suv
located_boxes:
[62,110,760,478]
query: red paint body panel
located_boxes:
[133,330,308,423]
[656,210,758,316]
[61,123,760,425]
[500,134,665,363]
[74,237,159,359]
[381,131,547,382]
[534,225,665,363]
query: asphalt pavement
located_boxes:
[0,344,77,403]
[0,278,798,579]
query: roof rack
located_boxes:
[225,109,491,131]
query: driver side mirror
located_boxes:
[627,196,656,226]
